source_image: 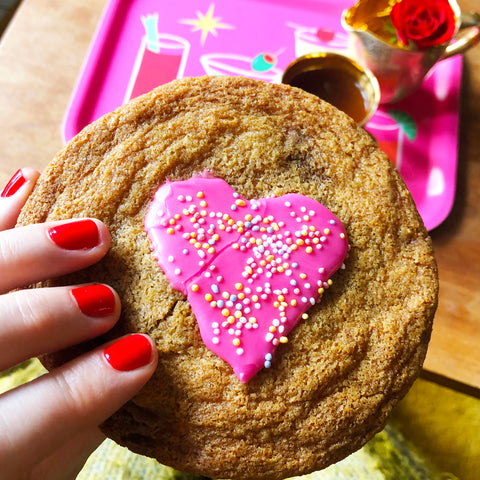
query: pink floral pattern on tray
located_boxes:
[63,0,462,231]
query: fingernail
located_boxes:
[48,219,100,250]
[1,169,26,198]
[104,335,153,371]
[72,284,116,317]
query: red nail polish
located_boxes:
[104,335,152,371]
[1,169,26,198]
[48,219,100,250]
[72,284,116,317]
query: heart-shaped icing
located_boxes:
[145,175,348,383]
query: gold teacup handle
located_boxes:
[443,12,480,59]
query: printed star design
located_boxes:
[179,4,234,46]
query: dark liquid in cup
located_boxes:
[287,68,369,124]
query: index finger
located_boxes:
[0,219,111,293]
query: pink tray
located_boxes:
[63,0,462,231]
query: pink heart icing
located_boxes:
[145,175,348,383]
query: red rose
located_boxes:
[391,0,457,49]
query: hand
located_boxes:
[0,168,158,480]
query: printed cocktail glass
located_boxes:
[200,53,282,83]
[293,26,349,57]
[124,33,190,102]
[366,111,404,169]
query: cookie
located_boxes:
[17,76,438,480]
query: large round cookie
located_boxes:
[17,76,438,480]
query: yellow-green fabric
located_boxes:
[1,359,478,479]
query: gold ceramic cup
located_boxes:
[282,52,380,126]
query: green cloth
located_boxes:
[1,358,478,479]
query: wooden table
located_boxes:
[1,0,479,396]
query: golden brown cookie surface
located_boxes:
[17,76,438,480]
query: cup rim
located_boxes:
[281,51,380,126]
